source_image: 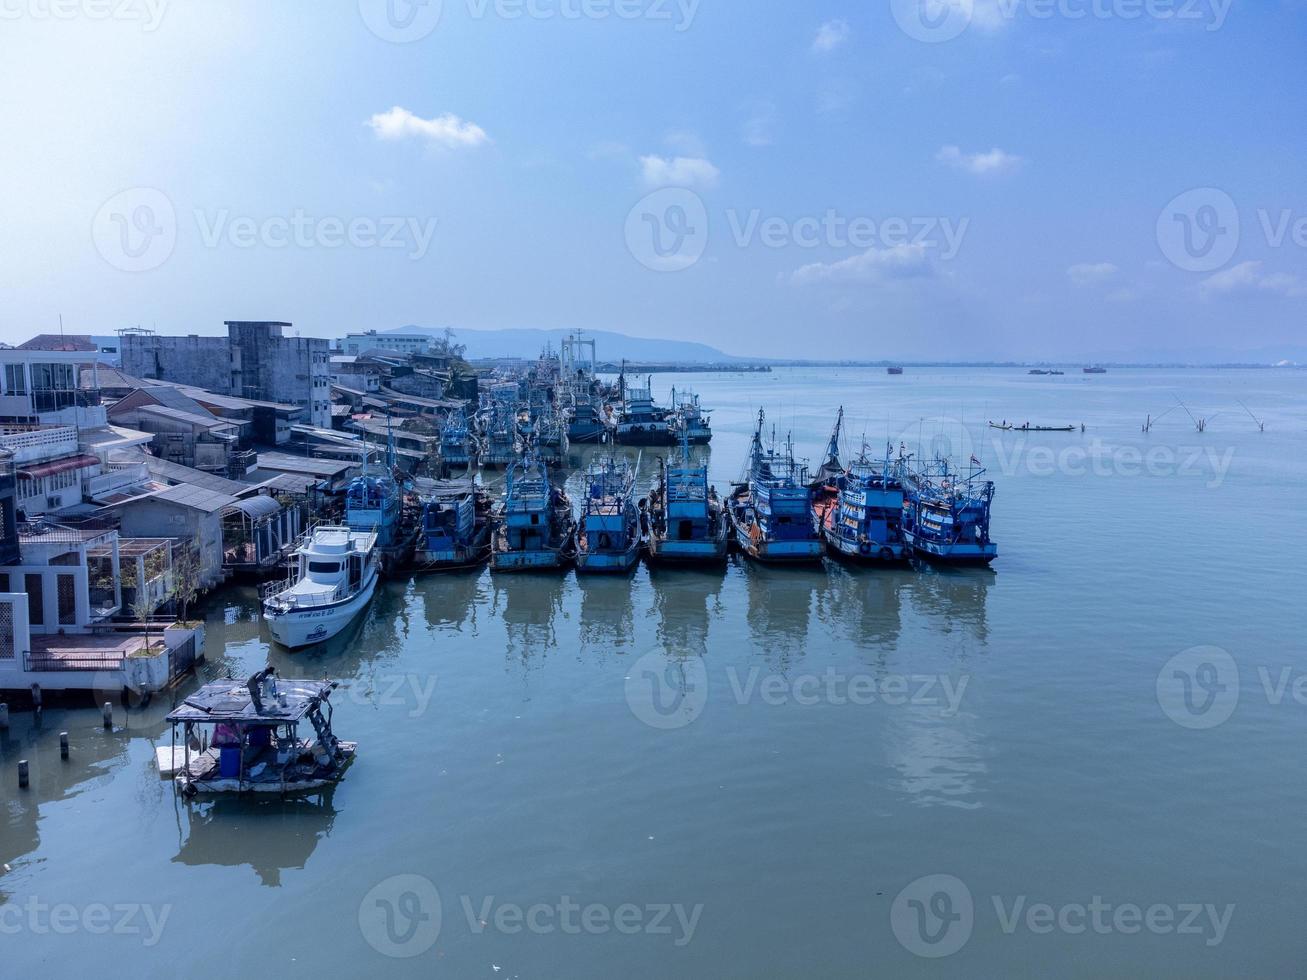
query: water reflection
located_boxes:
[816,565,906,651]
[491,573,567,667]
[577,574,637,653]
[903,565,995,649]
[412,567,485,634]
[649,566,724,659]
[743,562,832,669]
[172,792,340,887]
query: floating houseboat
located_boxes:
[491,453,577,572]
[728,410,824,564]
[647,432,728,566]
[576,455,642,574]
[163,669,356,798]
[413,478,494,570]
[810,409,906,563]
[898,456,997,564]
[262,526,380,648]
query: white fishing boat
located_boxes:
[262,526,380,648]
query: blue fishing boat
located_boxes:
[670,388,712,445]
[728,410,824,564]
[809,408,907,563]
[413,478,493,570]
[647,430,728,566]
[575,455,642,574]
[345,430,414,573]
[897,455,997,564]
[439,411,477,474]
[491,452,576,572]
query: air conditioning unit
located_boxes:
[47,495,60,509]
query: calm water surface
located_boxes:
[2,367,1305,978]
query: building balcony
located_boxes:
[86,462,149,498]
[0,424,80,464]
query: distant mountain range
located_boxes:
[382,326,1303,367]
[393,326,744,364]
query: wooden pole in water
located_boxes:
[102,702,113,730]
[30,683,41,710]
[18,760,29,789]
[0,703,8,729]
[60,732,69,760]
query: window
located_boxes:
[308,561,340,574]
[25,574,43,627]
[57,574,76,625]
[0,603,12,660]
[4,364,26,396]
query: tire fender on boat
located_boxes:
[879,547,894,561]
[859,542,872,557]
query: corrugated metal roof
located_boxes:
[257,452,355,477]
[153,483,239,513]
[221,495,282,520]
[137,403,236,429]
[145,457,248,495]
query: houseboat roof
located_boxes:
[167,679,339,724]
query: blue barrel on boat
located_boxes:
[219,746,241,778]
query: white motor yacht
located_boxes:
[262,526,380,648]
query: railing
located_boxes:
[168,635,197,680]
[262,580,348,610]
[24,650,125,673]
[0,424,79,464]
[85,464,148,497]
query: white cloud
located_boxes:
[791,244,934,286]
[1067,262,1120,287]
[812,19,850,53]
[367,106,490,149]
[742,104,776,148]
[936,144,1023,177]
[1200,261,1307,300]
[639,155,721,190]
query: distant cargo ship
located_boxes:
[1083,366,1108,374]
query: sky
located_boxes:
[1,0,1305,361]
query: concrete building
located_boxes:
[342,330,431,357]
[120,322,332,430]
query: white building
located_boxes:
[341,330,431,356]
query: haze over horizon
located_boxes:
[3,2,1305,361]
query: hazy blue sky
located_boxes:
[2,0,1304,359]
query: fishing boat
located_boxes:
[887,367,904,376]
[669,388,713,445]
[412,478,494,570]
[575,455,642,574]
[810,409,905,563]
[163,669,356,798]
[647,430,729,566]
[345,430,415,572]
[988,421,1078,432]
[262,526,380,648]
[439,411,478,474]
[1084,366,1108,374]
[728,410,824,564]
[616,378,674,446]
[491,451,577,572]
[898,455,997,564]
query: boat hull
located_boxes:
[823,532,907,563]
[647,536,729,565]
[732,523,824,564]
[264,575,378,649]
[176,744,357,797]
[903,530,997,565]
[576,541,642,574]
